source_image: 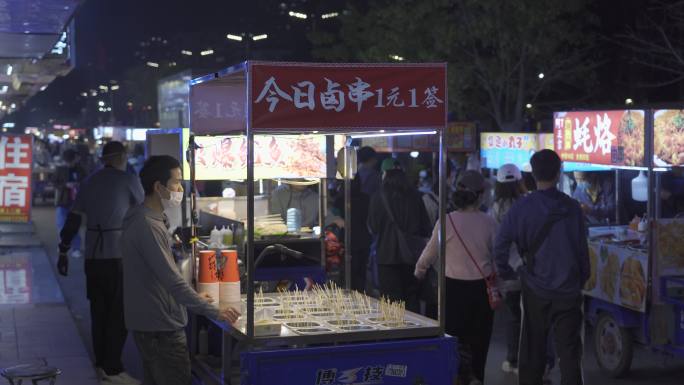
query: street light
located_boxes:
[252,34,268,41]
[110,85,120,91]
[625,98,634,105]
[227,34,243,41]
[526,103,533,109]
[98,101,105,107]
[389,54,404,61]
[321,12,339,19]
[538,72,545,79]
[146,61,159,68]
[6,65,12,76]
[181,50,193,56]
[200,49,214,56]
[288,11,307,19]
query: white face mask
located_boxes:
[159,186,184,209]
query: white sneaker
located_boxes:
[102,372,140,385]
[501,360,519,374]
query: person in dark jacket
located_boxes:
[494,150,589,385]
[368,169,431,312]
[333,175,371,292]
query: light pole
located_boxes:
[226,33,268,60]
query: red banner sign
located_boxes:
[0,135,32,223]
[553,110,645,166]
[250,63,447,130]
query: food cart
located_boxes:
[183,61,456,385]
[553,109,684,377]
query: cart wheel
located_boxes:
[595,313,633,378]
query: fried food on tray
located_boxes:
[654,110,684,166]
[584,247,598,291]
[600,252,619,301]
[619,257,646,309]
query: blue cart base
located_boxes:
[240,336,458,385]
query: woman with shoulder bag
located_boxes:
[368,168,431,312]
[414,170,498,385]
[489,164,527,374]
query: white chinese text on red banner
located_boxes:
[0,135,32,223]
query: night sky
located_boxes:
[8,0,684,129]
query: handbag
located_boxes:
[447,213,502,310]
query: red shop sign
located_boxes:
[0,135,32,223]
[553,110,645,167]
[250,63,447,130]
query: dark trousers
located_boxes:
[133,330,191,385]
[377,264,420,312]
[504,290,523,364]
[520,287,584,385]
[350,247,370,293]
[85,259,128,376]
[446,277,493,383]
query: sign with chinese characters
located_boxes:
[480,133,538,171]
[554,110,645,166]
[0,135,32,223]
[190,81,246,135]
[251,63,447,130]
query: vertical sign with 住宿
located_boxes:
[0,135,32,223]
[553,110,645,167]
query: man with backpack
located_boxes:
[494,149,589,385]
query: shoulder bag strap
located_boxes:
[524,203,566,270]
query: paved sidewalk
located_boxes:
[0,221,99,384]
[31,206,143,381]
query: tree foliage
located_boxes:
[310,0,600,130]
[618,1,684,88]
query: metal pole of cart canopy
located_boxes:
[645,110,656,297]
[344,138,353,291]
[615,170,620,224]
[246,69,255,339]
[438,127,447,333]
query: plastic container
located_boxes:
[220,250,241,305]
[198,250,218,283]
[209,226,222,247]
[221,226,233,246]
[286,208,302,233]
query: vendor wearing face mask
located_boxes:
[57,141,144,384]
[572,171,616,225]
[121,155,239,385]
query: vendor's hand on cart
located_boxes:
[198,292,215,303]
[218,307,241,324]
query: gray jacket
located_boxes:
[121,205,219,331]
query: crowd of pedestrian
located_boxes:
[53,141,602,385]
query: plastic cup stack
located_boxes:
[197,250,219,302]
[219,250,241,307]
[286,208,302,233]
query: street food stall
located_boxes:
[553,109,684,377]
[182,61,456,385]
